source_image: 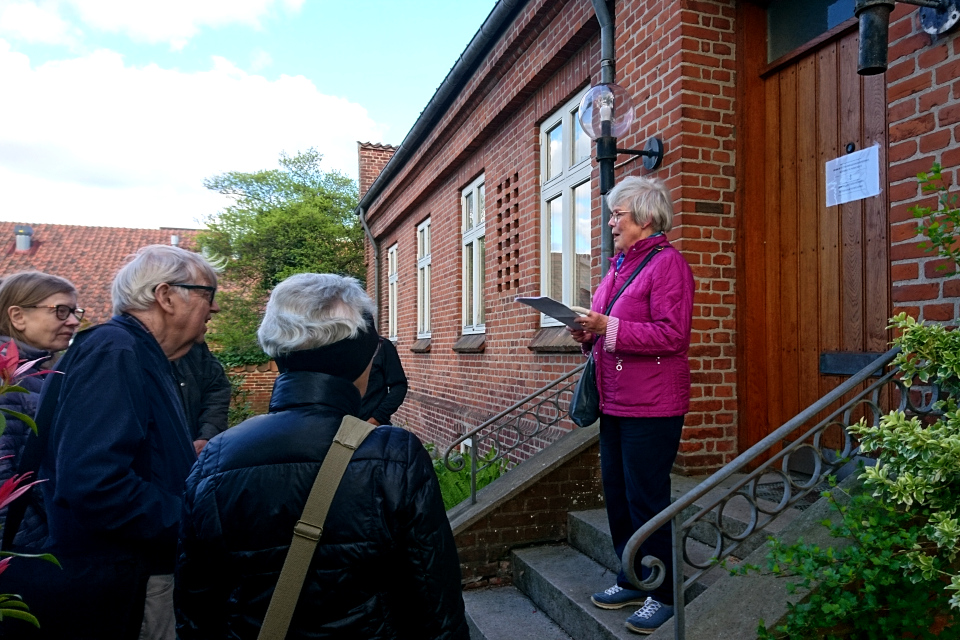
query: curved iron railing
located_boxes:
[443,363,586,504]
[621,347,940,640]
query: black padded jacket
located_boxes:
[175,370,468,640]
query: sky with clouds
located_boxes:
[0,0,494,229]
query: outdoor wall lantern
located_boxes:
[856,0,960,74]
[577,83,664,172]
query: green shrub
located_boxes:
[208,290,271,368]
[225,373,257,427]
[424,443,505,510]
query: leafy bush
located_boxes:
[424,443,505,510]
[225,373,257,427]
[912,163,960,270]
[207,290,270,368]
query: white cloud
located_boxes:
[249,47,272,72]
[0,0,304,50]
[0,39,386,229]
[0,0,77,45]
[64,0,304,49]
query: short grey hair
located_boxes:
[258,273,376,357]
[605,176,674,233]
[112,245,220,315]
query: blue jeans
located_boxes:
[599,414,684,606]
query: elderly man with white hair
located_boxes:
[175,273,468,640]
[5,245,220,640]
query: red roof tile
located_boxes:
[0,222,203,325]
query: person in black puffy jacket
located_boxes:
[175,273,468,640]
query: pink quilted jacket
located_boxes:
[589,234,694,417]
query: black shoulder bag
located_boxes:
[568,245,663,427]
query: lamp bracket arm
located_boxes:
[897,0,948,8]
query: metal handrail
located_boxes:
[442,362,587,504]
[620,347,942,640]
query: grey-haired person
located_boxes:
[4,245,220,640]
[175,273,468,640]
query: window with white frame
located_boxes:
[416,219,431,337]
[541,88,592,321]
[462,175,486,334]
[387,244,398,339]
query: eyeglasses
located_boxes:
[21,304,85,322]
[610,209,631,223]
[168,283,217,304]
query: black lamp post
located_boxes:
[856,0,959,74]
[578,84,664,275]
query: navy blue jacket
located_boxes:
[176,370,468,640]
[38,315,196,573]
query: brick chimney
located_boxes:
[357,142,398,199]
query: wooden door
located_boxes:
[737,6,890,454]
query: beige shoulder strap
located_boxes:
[257,415,376,640]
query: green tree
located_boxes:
[198,149,364,366]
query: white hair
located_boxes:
[605,176,675,233]
[111,245,220,315]
[257,273,376,357]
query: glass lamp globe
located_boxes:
[578,83,635,140]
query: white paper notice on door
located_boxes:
[825,145,881,207]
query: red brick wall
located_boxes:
[358,142,397,199]
[456,442,604,588]
[361,0,738,473]
[228,362,278,415]
[887,4,960,320]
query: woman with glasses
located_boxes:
[0,271,82,549]
[570,176,694,635]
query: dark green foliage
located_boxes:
[225,373,256,427]
[207,290,270,368]
[424,443,505,510]
[912,163,960,271]
[735,481,956,639]
[198,148,364,367]
[198,148,364,291]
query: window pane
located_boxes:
[573,109,591,164]
[425,224,430,255]
[546,124,562,181]
[477,185,485,223]
[465,192,474,230]
[424,265,430,332]
[767,0,854,61]
[573,181,592,309]
[465,243,474,326]
[548,196,564,301]
[477,236,485,325]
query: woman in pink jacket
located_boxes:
[571,176,694,635]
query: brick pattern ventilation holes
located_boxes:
[496,172,521,294]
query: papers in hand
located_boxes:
[516,296,589,329]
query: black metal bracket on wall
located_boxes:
[616,138,664,171]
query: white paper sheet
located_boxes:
[515,296,587,329]
[825,145,881,207]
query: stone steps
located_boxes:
[463,585,572,640]
[464,471,824,640]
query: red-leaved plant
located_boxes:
[0,340,60,628]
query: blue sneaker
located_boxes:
[625,597,674,634]
[590,584,650,610]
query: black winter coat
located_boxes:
[175,370,469,640]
